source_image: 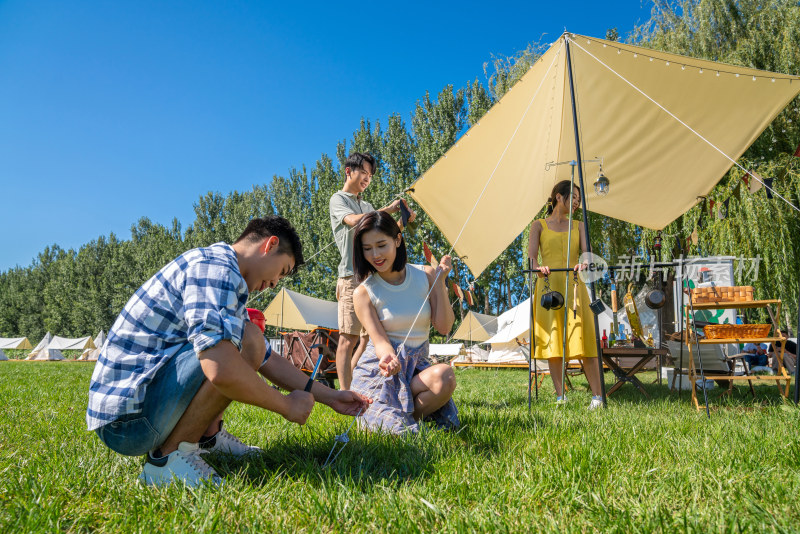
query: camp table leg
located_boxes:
[601,355,627,396]
[602,353,655,398]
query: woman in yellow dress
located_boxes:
[528,180,603,409]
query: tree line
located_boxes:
[1,0,799,343]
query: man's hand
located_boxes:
[437,254,452,280]
[281,390,315,424]
[326,390,372,416]
[388,198,416,222]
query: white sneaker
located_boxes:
[200,421,261,457]
[138,442,222,487]
[588,398,603,410]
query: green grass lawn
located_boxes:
[1,361,799,533]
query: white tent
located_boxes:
[29,347,65,361]
[262,288,338,331]
[429,343,465,363]
[451,311,499,343]
[0,337,33,360]
[453,345,491,364]
[26,332,53,360]
[0,337,33,350]
[48,335,96,351]
[481,297,614,364]
[408,32,800,277]
[484,299,532,364]
[79,330,106,361]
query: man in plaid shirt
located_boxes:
[88,216,370,487]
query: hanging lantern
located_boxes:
[594,164,611,196]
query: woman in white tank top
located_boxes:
[349,211,459,434]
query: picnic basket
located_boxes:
[691,285,754,304]
[703,324,771,339]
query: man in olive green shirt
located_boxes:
[329,152,414,389]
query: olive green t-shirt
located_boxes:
[329,191,375,278]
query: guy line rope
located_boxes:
[322,42,565,468]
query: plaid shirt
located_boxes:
[86,242,250,431]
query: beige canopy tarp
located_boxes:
[0,337,33,350]
[408,33,800,276]
[262,288,338,331]
[451,311,499,343]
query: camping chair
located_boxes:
[281,328,340,387]
[666,337,755,398]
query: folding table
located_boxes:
[602,346,669,398]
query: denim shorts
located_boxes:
[95,344,206,456]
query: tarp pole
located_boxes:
[565,35,607,407]
[559,163,576,400]
[687,288,712,418]
[678,260,685,399]
[794,282,800,404]
[528,258,538,410]
[280,290,285,355]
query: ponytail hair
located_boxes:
[546,180,580,215]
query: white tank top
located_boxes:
[362,264,431,348]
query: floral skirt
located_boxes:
[350,340,459,435]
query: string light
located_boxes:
[579,37,797,82]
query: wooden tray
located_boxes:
[703,324,770,339]
[691,286,754,304]
[691,286,753,304]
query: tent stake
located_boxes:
[565,35,608,407]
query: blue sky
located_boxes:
[0,1,651,271]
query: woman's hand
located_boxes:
[573,261,589,272]
[378,352,400,377]
[537,265,551,278]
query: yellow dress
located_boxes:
[532,219,597,360]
